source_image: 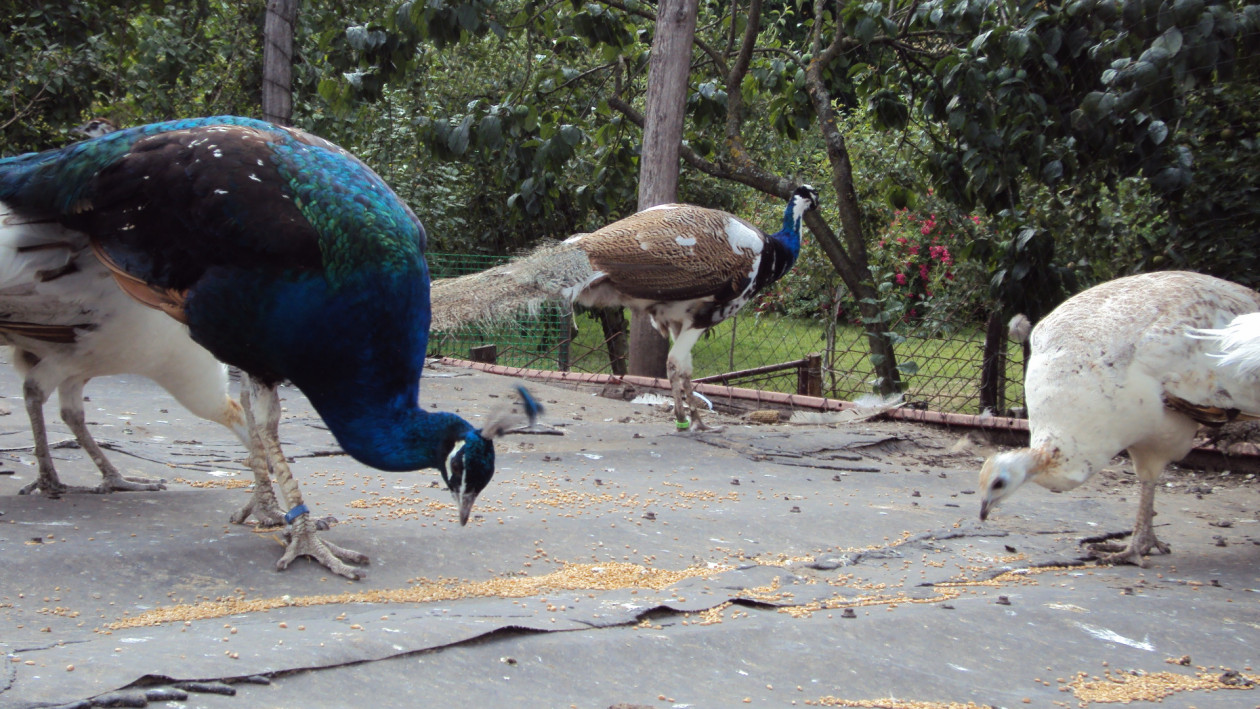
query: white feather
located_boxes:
[1188,311,1260,377]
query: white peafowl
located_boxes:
[978,271,1260,566]
[0,202,285,524]
[431,186,819,431]
[72,118,119,139]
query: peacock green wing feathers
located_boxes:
[0,116,427,291]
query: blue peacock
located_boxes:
[0,116,540,579]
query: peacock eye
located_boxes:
[992,478,1006,490]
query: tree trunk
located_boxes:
[627,0,699,379]
[262,0,298,126]
[979,311,1006,414]
[800,0,902,396]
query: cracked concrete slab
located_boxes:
[1,359,1258,709]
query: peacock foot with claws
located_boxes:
[93,472,166,493]
[230,484,286,527]
[19,477,74,497]
[1086,532,1170,568]
[20,471,164,496]
[276,517,369,580]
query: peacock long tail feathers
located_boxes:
[429,240,597,331]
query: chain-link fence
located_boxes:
[427,253,1028,415]
[427,253,575,370]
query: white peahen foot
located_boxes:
[1086,478,1169,567]
[1086,529,1170,567]
[93,471,167,493]
[18,474,82,497]
[276,515,368,580]
[18,468,161,495]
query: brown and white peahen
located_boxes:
[978,271,1260,566]
[431,186,819,430]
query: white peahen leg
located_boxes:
[243,376,367,579]
[1089,477,1171,567]
[1088,439,1182,566]
[17,371,79,496]
[666,328,716,431]
[56,378,166,493]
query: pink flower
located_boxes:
[894,273,907,285]
[908,245,920,256]
[896,237,908,244]
[919,263,930,280]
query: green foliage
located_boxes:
[9,0,1260,337]
[907,0,1260,316]
[1,0,266,154]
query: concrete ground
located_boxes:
[0,360,1258,709]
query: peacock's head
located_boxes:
[441,385,544,526]
[791,185,820,220]
[72,117,118,140]
[977,450,1034,521]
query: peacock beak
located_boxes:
[456,490,479,526]
[979,497,992,522]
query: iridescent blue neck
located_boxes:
[774,195,807,265]
[316,394,472,473]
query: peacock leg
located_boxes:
[666,328,720,431]
[244,377,367,579]
[1088,442,1178,566]
[680,372,714,431]
[56,379,166,493]
[17,375,75,496]
[1088,477,1169,567]
[228,384,285,527]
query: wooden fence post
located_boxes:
[979,313,1005,414]
[798,353,823,397]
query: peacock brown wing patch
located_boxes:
[0,321,81,343]
[89,238,189,324]
[577,205,762,301]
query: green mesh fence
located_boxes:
[427,253,574,370]
[426,253,1028,415]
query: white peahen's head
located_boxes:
[72,117,118,139]
[978,449,1041,521]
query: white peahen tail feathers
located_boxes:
[429,241,598,332]
[1189,311,1260,378]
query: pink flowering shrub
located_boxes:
[754,196,989,330]
[865,209,964,323]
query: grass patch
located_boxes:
[431,308,1026,415]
